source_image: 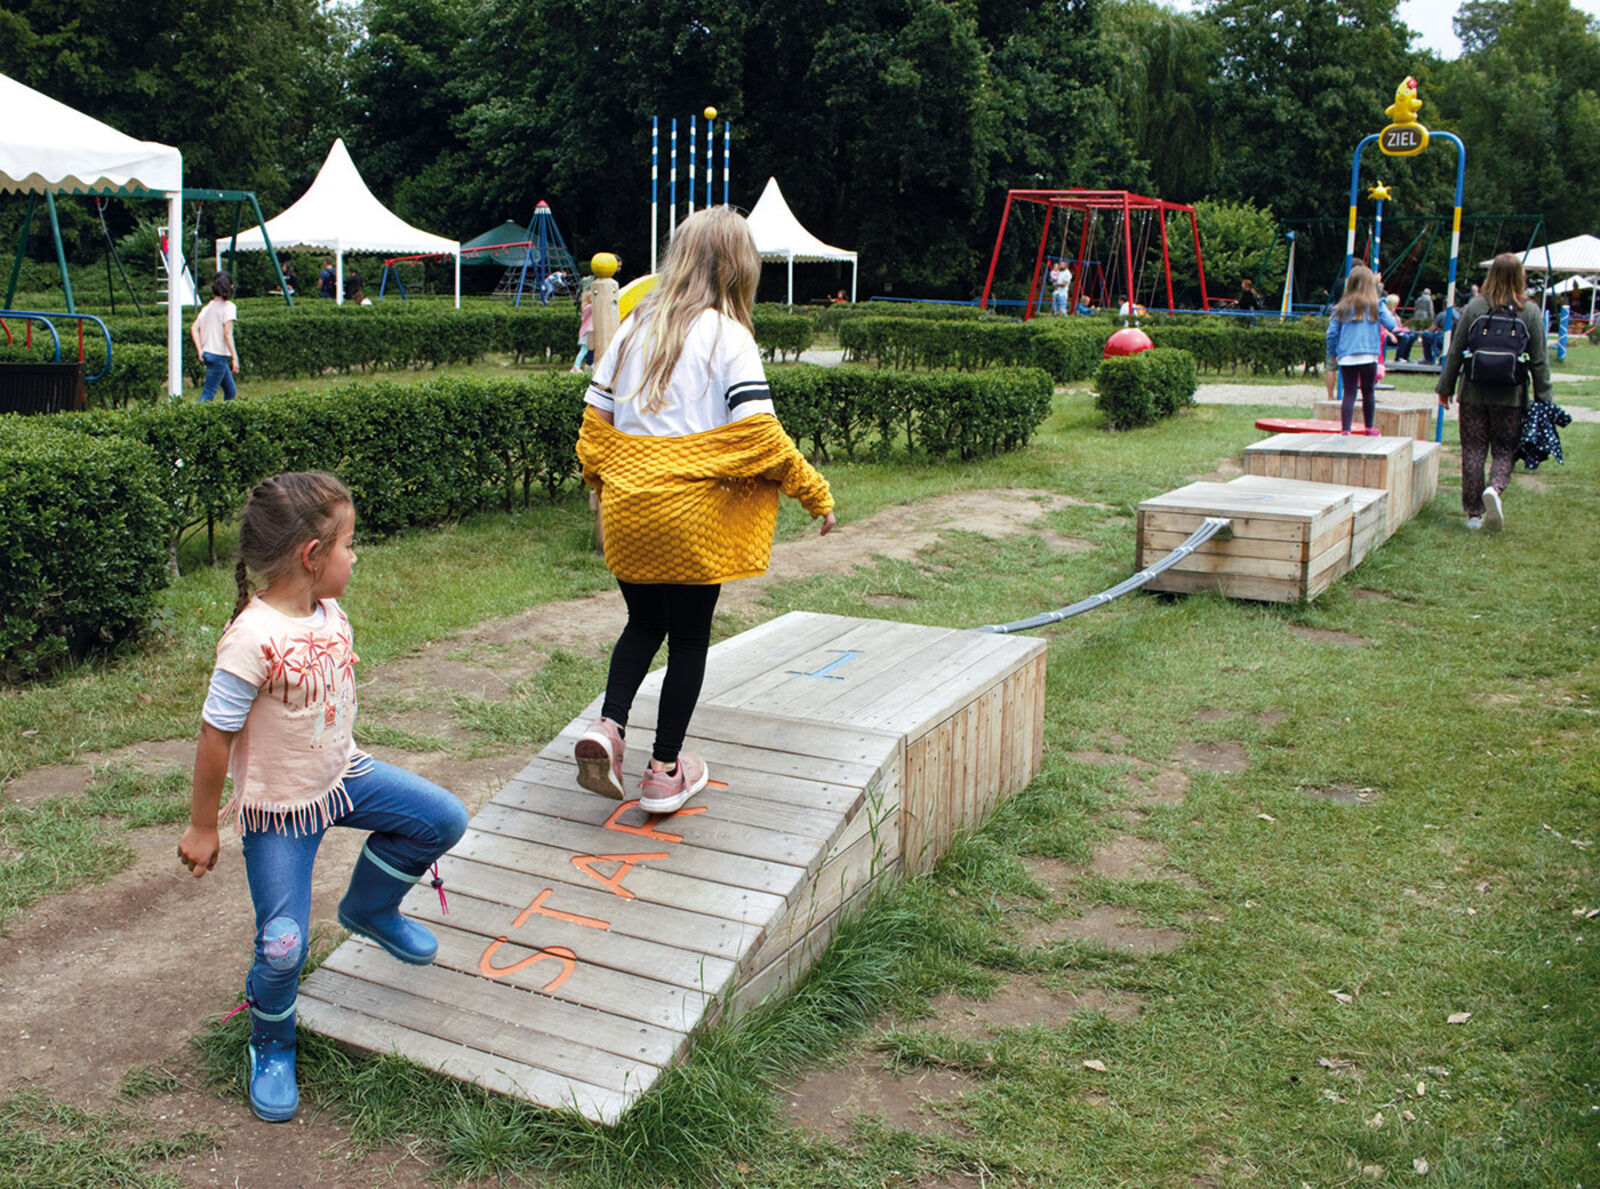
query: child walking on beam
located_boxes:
[575,207,835,813]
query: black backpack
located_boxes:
[1465,303,1531,387]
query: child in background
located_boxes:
[190,272,240,402]
[575,207,835,813]
[177,472,467,1123]
[1325,265,1400,435]
[573,283,594,372]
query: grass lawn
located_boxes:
[1,368,1596,1187]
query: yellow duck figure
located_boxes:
[1386,77,1423,125]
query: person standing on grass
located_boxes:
[1325,265,1401,435]
[318,256,335,299]
[575,207,835,814]
[176,472,467,1124]
[1436,253,1552,533]
[190,272,240,402]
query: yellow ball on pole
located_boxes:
[590,252,619,279]
[703,106,717,120]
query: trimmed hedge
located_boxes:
[840,313,1326,379]
[0,417,170,678]
[0,364,1053,676]
[1094,348,1198,430]
[97,304,826,385]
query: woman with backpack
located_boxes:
[1436,253,1552,532]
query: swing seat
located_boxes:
[0,361,86,415]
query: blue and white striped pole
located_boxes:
[650,117,659,273]
[706,114,714,209]
[1559,302,1570,362]
[723,121,731,207]
[688,117,696,217]
[669,119,678,237]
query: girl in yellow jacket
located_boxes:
[575,207,835,813]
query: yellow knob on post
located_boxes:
[590,252,619,279]
[703,106,718,120]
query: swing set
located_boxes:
[3,188,292,315]
[980,189,1210,319]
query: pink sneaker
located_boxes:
[1364,426,1381,436]
[638,752,709,815]
[574,717,626,799]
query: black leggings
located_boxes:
[601,581,721,765]
[1339,362,1377,432]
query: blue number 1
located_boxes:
[788,649,861,681]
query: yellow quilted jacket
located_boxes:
[577,408,833,584]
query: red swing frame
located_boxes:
[979,189,1211,320]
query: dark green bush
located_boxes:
[1094,348,1198,430]
[751,310,815,361]
[0,418,170,677]
[840,313,1324,380]
[771,366,1052,461]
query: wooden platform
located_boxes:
[1411,439,1441,517]
[1244,432,1414,540]
[298,612,1045,1124]
[1311,400,1434,440]
[1136,477,1355,603]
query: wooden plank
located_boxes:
[451,828,786,925]
[737,805,899,980]
[1145,567,1307,603]
[1028,656,1046,776]
[428,853,765,962]
[470,802,812,903]
[502,757,848,844]
[1144,529,1310,563]
[864,636,1044,741]
[404,887,739,994]
[296,995,634,1124]
[420,919,718,1035]
[303,966,663,1093]
[309,940,686,1070]
[1140,509,1322,544]
[689,612,874,702]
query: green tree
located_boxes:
[1164,197,1279,307]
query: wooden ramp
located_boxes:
[298,612,1046,1124]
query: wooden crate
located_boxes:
[1225,475,1387,570]
[1136,478,1354,603]
[1312,399,1432,440]
[1411,439,1441,517]
[1244,432,1413,539]
[299,612,1045,1124]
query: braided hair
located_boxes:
[230,472,352,621]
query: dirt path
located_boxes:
[1,487,1093,1186]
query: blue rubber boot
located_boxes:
[336,843,439,965]
[247,1000,298,1122]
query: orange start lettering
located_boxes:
[571,852,670,900]
[513,887,610,931]
[603,798,706,843]
[478,940,578,991]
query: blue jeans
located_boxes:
[240,760,468,1015]
[1052,290,1069,315]
[200,353,236,401]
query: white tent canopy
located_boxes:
[746,176,858,306]
[1480,233,1600,273]
[233,139,460,306]
[0,72,186,393]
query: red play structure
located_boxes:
[980,189,1210,320]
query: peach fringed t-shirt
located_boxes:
[213,596,372,834]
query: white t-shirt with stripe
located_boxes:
[584,308,774,437]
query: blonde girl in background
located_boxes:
[177,473,468,1123]
[1325,265,1401,435]
[574,207,835,813]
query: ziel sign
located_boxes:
[1380,123,1428,157]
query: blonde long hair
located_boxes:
[619,207,761,414]
[1482,253,1527,307]
[1333,265,1381,323]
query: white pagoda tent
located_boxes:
[746,177,858,306]
[233,139,460,306]
[1480,233,1600,273]
[0,73,187,394]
